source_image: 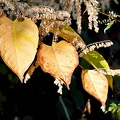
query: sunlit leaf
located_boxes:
[82,50,113,89]
[37,40,79,89]
[81,70,108,107]
[50,24,85,45]
[0,15,39,81]
[0,15,13,39]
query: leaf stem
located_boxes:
[59,95,71,120]
[79,64,85,70]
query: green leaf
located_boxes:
[82,50,113,89]
[50,24,85,45]
[117,105,120,112]
[104,20,115,34]
[82,51,110,68]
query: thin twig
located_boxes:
[59,95,71,120]
[98,10,120,23]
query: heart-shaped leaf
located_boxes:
[37,40,79,89]
[0,15,39,81]
[82,50,113,89]
[0,15,13,39]
[81,69,108,107]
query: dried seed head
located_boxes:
[79,40,113,57]
[97,68,116,76]
[0,0,101,34]
[72,37,86,50]
[109,11,118,19]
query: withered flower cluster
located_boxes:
[0,0,71,36]
[0,0,101,34]
[60,0,99,33]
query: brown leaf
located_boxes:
[37,40,79,89]
[0,15,39,81]
[81,70,108,106]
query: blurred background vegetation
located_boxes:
[0,0,120,120]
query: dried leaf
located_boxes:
[0,15,39,81]
[82,50,113,89]
[81,70,108,107]
[37,40,79,89]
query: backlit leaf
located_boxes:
[37,40,79,89]
[0,15,13,39]
[50,24,85,45]
[0,15,39,81]
[82,50,113,89]
[81,70,108,107]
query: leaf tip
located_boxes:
[18,75,24,83]
[100,105,106,112]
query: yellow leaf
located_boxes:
[82,51,113,89]
[0,15,13,39]
[50,24,85,45]
[37,40,79,89]
[0,15,39,81]
[81,70,108,107]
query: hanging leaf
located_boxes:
[0,15,39,81]
[50,24,85,45]
[0,15,13,39]
[37,40,79,89]
[82,50,113,89]
[81,70,108,107]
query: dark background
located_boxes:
[0,0,120,120]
